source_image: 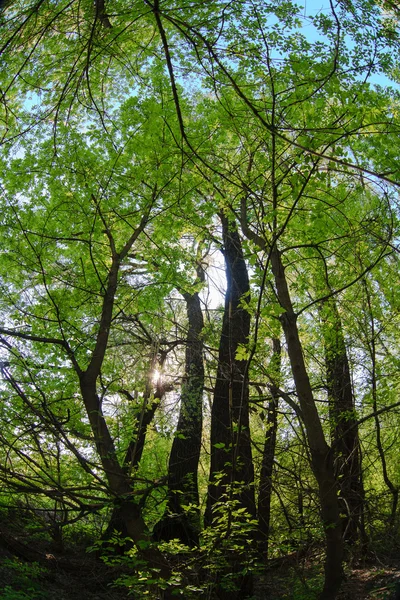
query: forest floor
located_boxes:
[255,556,400,599]
[0,522,399,599]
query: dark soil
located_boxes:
[0,525,399,599]
[0,526,131,600]
[253,551,400,600]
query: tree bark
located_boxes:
[76,253,149,545]
[204,215,255,600]
[270,247,344,600]
[79,373,149,544]
[257,338,280,555]
[206,214,255,523]
[154,288,204,546]
[363,280,399,529]
[321,297,366,546]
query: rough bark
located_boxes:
[154,288,204,546]
[76,213,172,589]
[270,247,344,600]
[204,215,255,600]
[257,339,280,555]
[321,297,366,546]
[206,214,255,523]
[364,280,399,529]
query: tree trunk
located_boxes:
[205,214,255,600]
[103,380,163,542]
[76,222,172,588]
[321,297,366,546]
[206,214,255,523]
[257,338,280,555]
[122,349,169,476]
[270,247,344,600]
[79,373,149,544]
[363,280,399,529]
[154,288,204,546]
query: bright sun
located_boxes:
[151,369,162,385]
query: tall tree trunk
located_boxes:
[270,247,343,600]
[206,214,255,523]
[363,279,399,529]
[205,214,255,600]
[78,255,150,546]
[76,214,172,590]
[79,373,149,543]
[240,198,344,597]
[154,287,204,546]
[321,297,366,546]
[257,338,280,555]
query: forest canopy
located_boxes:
[0,1,399,599]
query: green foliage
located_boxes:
[0,560,48,600]
[286,566,324,600]
[0,0,399,597]
[91,492,260,598]
[200,492,260,597]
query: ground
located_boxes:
[254,552,400,599]
[0,524,399,599]
[338,563,400,600]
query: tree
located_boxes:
[205,213,255,525]
[257,338,281,554]
[155,254,205,546]
[0,1,399,599]
[320,294,366,546]
[0,76,203,567]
